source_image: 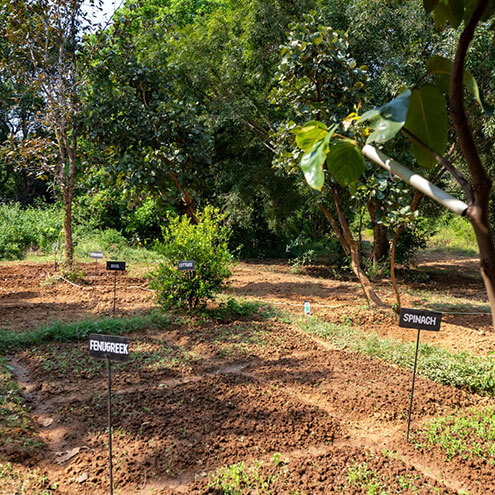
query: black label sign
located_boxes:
[89,334,129,362]
[90,251,104,259]
[106,261,126,271]
[399,308,442,332]
[178,260,195,271]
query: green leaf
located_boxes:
[427,55,494,115]
[404,84,447,168]
[423,0,439,13]
[299,126,337,191]
[325,139,365,187]
[446,0,464,28]
[295,121,328,151]
[432,4,448,29]
[361,90,411,144]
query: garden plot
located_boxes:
[3,313,494,494]
[2,254,495,493]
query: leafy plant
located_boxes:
[413,406,495,464]
[149,207,233,310]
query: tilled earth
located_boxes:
[1,254,495,494]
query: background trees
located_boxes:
[3,0,97,264]
[1,0,493,324]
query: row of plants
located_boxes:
[299,316,495,396]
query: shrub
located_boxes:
[149,207,233,310]
[0,203,62,260]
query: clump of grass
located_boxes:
[413,406,495,464]
[207,454,286,494]
[0,311,171,353]
[299,316,495,396]
[207,298,278,322]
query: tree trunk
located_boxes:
[328,185,385,307]
[63,189,74,264]
[468,204,495,329]
[367,201,389,266]
[390,230,401,313]
[450,0,495,329]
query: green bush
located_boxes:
[0,204,62,260]
[149,207,233,310]
[429,213,478,253]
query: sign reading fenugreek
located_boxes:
[90,251,104,259]
[399,308,442,331]
[178,260,195,271]
[89,334,129,362]
[88,333,130,495]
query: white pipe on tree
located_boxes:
[362,144,468,217]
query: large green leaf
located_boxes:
[404,84,447,168]
[325,139,365,187]
[423,0,439,14]
[427,55,494,115]
[295,121,328,151]
[361,90,411,144]
[299,126,336,191]
[447,0,464,28]
[433,0,464,28]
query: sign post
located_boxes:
[106,262,126,317]
[178,261,195,309]
[89,334,130,495]
[90,251,104,277]
[399,308,442,441]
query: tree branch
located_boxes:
[450,0,491,197]
[401,127,474,204]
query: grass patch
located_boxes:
[299,316,495,396]
[207,454,287,494]
[429,215,478,254]
[0,311,171,354]
[0,462,56,494]
[207,297,279,322]
[413,406,495,464]
[0,357,44,461]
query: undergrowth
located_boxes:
[0,311,171,353]
[299,316,495,396]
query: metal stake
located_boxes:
[406,328,421,442]
[113,271,117,317]
[107,357,114,495]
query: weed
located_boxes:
[0,311,171,353]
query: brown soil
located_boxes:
[1,253,494,494]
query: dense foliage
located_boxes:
[0,0,493,289]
